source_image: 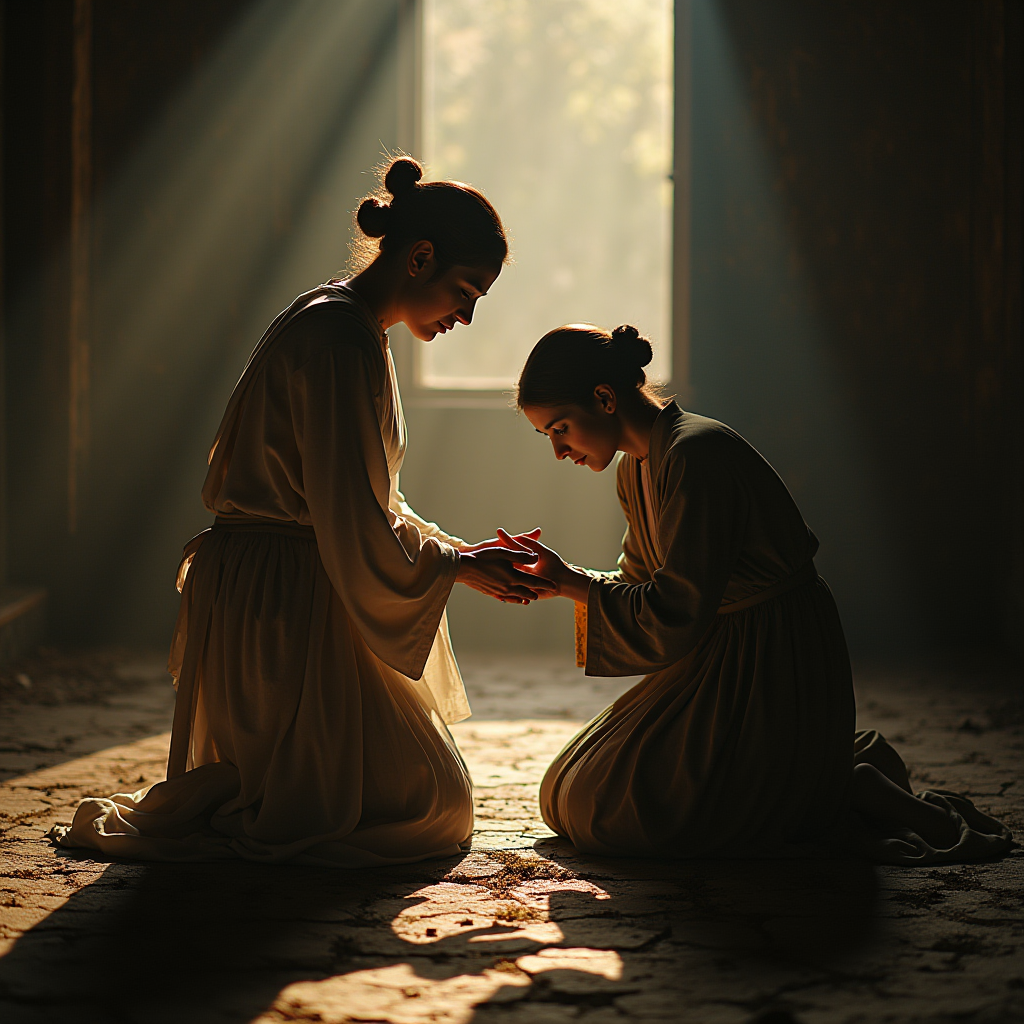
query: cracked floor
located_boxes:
[0,649,1020,1023]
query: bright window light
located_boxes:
[421,0,673,390]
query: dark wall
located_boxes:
[4,0,402,644]
[4,1,252,641]
[690,0,1022,656]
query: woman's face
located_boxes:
[400,243,501,342]
[523,392,621,472]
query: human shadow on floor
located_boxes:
[0,843,881,1024]
[0,851,450,1024]
[533,837,883,960]
[464,841,883,1020]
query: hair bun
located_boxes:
[356,198,391,238]
[384,157,423,198]
[611,324,653,369]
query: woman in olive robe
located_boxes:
[507,323,1011,866]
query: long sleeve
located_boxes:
[586,436,748,676]
[295,340,459,680]
[389,479,467,550]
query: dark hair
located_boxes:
[350,156,508,273]
[516,323,661,408]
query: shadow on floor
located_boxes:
[0,843,881,1024]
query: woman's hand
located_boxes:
[495,529,593,603]
[456,545,557,604]
[460,528,542,555]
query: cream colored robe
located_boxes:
[543,402,1012,865]
[54,284,474,866]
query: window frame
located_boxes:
[394,0,690,409]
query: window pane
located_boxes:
[422,0,673,390]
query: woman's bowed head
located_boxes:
[348,156,508,343]
[497,322,667,603]
[350,156,553,606]
[517,323,663,471]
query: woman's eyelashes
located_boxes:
[552,425,568,436]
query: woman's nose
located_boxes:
[456,299,476,325]
[552,439,571,460]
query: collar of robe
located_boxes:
[337,279,389,348]
[645,400,685,480]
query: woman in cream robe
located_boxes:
[54,283,481,866]
[54,154,535,865]
[515,324,1012,866]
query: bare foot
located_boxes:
[851,763,961,849]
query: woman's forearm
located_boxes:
[558,566,593,604]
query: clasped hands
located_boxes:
[455,528,592,605]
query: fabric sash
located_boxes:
[173,518,316,596]
[717,561,818,615]
[213,515,317,540]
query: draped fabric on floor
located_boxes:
[542,403,1012,865]
[52,284,474,866]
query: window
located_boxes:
[420,0,673,391]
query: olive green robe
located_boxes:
[541,403,1012,864]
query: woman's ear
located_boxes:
[594,384,617,414]
[407,240,436,278]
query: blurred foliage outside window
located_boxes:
[422,0,673,390]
